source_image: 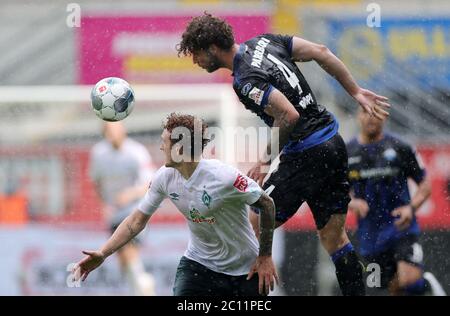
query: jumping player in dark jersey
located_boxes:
[177,13,390,296]
[347,108,446,296]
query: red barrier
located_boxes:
[284,145,450,231]
[1,144,449,231]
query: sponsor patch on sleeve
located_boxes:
[233,174,249,192]
[248,87,264,105]
[241,83,252,96]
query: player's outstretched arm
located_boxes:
[247,192,279,295]
[73,210,151,282]
[290,36,390,120]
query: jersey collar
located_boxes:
[357,133,386,147]
[183,159,204,189]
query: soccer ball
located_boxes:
[90,77,135,121]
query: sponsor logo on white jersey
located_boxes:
[189,208,215,224]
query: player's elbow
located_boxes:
[313,44,332,62]
[317,44,330,54]
[253,193,275,215]
[131,209,151,231]
[257,194,275,217]
[286,110,300,125]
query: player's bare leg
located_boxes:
[318,214,365,296]
[117,243,155,296]
[389,261,445,296]
[251,211,365,295]
[317,214,350,253]
[388,261,422,295]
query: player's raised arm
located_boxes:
[247,192,279,295]
[74,167,167,282]
[290,36,390,120]
[73,209,151,282]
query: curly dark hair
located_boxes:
[177,12,235,56]
[163,112,210,159]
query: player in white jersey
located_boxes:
[75,113,278,296]
[89,122,156,295]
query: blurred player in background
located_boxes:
[178,13,390,295]
[76,113,278,296]
[89,122,156,295]
[347,108,446,296]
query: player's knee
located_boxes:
[398,274,423,289]
[397,262,423,289]
[318,216,349,253]
[318,230,349,254]
[118,243,140,263]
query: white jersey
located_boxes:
[89,138,154,208]
[138,159,263,276]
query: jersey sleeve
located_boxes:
[401,144,426,184]
[220,165,264,205]
[264,33,294,55]
[137,167,167,216]
[234,74,274,109]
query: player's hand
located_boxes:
[391,205,414,231]
[247,255,279,295]
[247,162,270,186]
[72,250,105,282]
[349,198,369,219]
[353,88,390,120]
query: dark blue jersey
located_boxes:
[232,34,337,153]
[346,134,426,256]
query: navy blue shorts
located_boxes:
[364,235,423,288]
[253,133,350,230]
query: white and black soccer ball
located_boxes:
[91,77,135,121]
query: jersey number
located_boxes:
[267,53,303,95]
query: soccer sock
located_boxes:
[403,278,427,296]
[126,258,145,277]
[331,243,366,296]
[125,259,155,296]
[423,271,447,296]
